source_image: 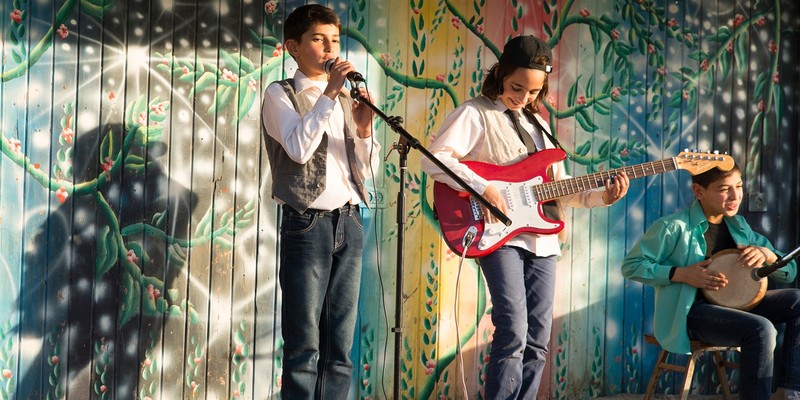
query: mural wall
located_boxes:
[1,0,798,399]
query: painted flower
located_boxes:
[733,14,745,29]
[362,379,370,387]
[248,77,257,92]
[700,59,709,72]
[450,16,460,29]
[435,73,445,82]
[61,127,74,143]
[726,41,734,53]
[126,249,138,264]
[657,66,666,76]
[610,29,620,40]
[100,385,107,393]
[182,66,190,75]
[56,24,69,39]
[682,90,690,100]
[221,68,239,83]
[151,103,165,115]
[769,40,778,53]
[380,52,391,66]
[101,156,114,177]
[576,95,587,105]
[7,137,22,153]
[610,87,621,99]
[772,72,780,83]
[667,18,678,28]
[684,33,693,44]
[758,100,766,112]
[579,8,590,18]
[264,0,277,14]
[546,96,556,105]
[56,187,68,203]
[476,24,484,35]
[756,17,766,26]
[647,44,655,54]
[620,148,630,157]
[9,9,22,23]
[363,363,370,371]
[2,369,10,379]
[412,7,420,15]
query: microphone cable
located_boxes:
[454,227,478,399]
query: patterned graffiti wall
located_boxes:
[1,0,798,398]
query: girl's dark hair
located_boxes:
[480,54,550,114]
[284,4,341,43]
[692,162,741,188]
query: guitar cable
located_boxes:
[454,226,478,399]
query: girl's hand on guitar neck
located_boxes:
[737,245,777,268]
[672,259,728,290]
[482,184,508,224]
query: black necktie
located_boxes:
[505,109,539,154]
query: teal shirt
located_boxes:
[621,200,797,354]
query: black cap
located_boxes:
[499,35,553,73]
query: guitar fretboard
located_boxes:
[533,158,678,202]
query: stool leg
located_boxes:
[644,350,669,400]
[712,351,733,399]
[679,351,701,400]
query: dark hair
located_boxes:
[692,163,741,188]
[480,54,551,113]
[283,4,341,43]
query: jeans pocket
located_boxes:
[281,210,317,236]
[348,209,363,230]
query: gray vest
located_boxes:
[263,79,369,213]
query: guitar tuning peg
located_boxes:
[691,148,698,153]
[713,150,720,155]
[683,148,690,152]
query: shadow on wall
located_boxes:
[15,122,197,398]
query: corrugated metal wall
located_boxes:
[1,0,798,399]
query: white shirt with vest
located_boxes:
[262,70,380,211]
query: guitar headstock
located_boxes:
[675,149,735,175]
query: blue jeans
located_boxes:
[278,204,363,400]
[687,289,800,400]
[479,246,557,400]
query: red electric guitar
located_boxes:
[433,149,734,258]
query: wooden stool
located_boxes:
[643,334,740,400]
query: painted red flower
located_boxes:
[733,14,745,29]
[56,24,69,39]
[9,9,22,23]
[264,0,277,14]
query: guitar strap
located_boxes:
[521,108,565,152]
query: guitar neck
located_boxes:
[535,158,677,202]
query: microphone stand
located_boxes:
[350,85,510,400]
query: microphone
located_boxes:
[750,244,800,281]
[323,59,365,82]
